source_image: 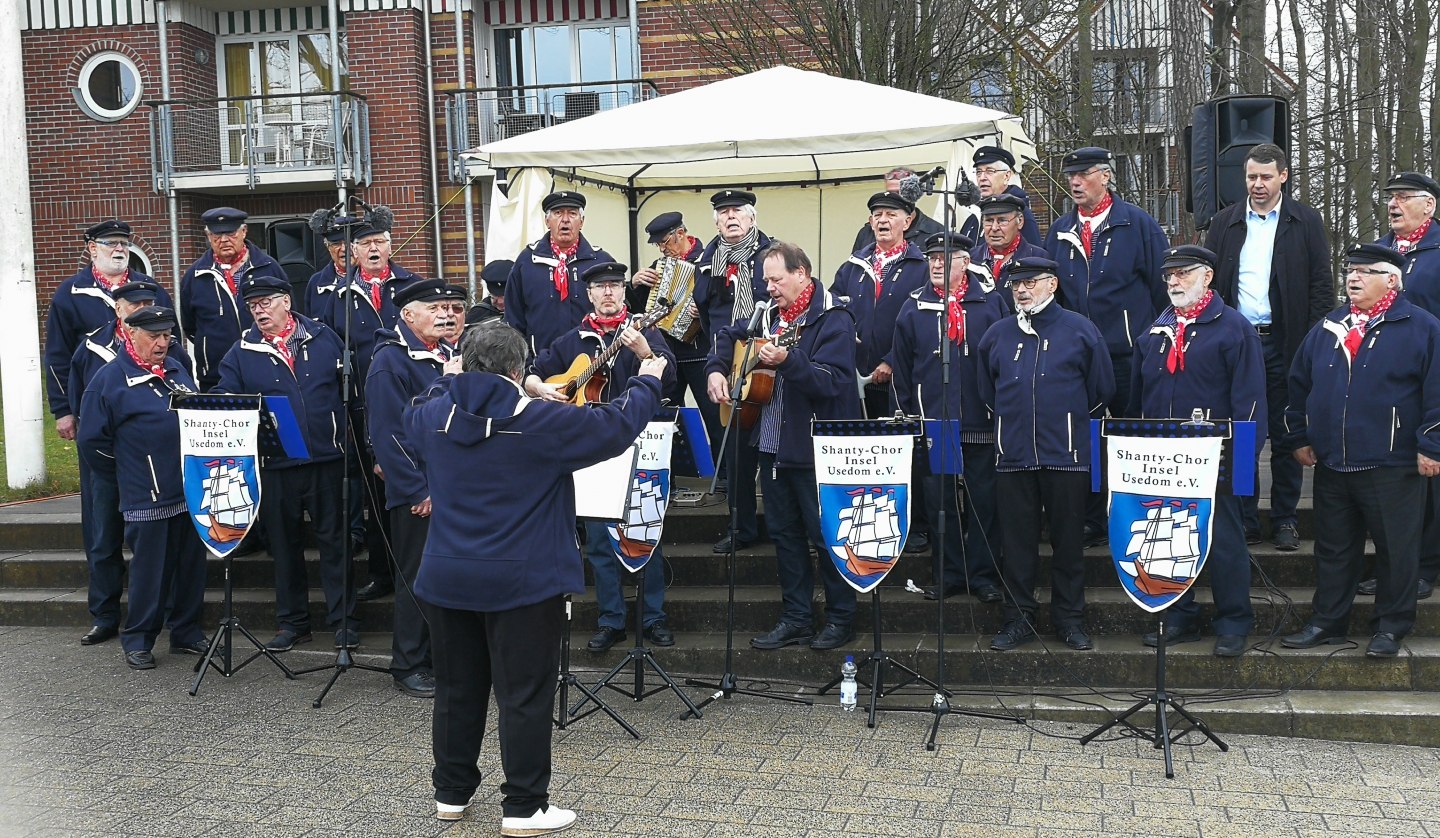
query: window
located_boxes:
[493,23,636,120]
[1090,50,1163,128]
[76,52,142,121]
[968,64,1010,112]
[128,244,153,277]
[216,33,349,167]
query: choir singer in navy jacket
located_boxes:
[1282,244,1440,659]
[405,320,665,834]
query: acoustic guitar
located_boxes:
[719,318,802,430]
[543,300,675,406]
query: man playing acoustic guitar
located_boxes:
[525,262,677,652]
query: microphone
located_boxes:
[919,166,946,180]
[746,301,771,338]
[348,195,375,215]
[953,168,980,206]
[898,167,949,204]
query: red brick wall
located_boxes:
[639,0,817,93]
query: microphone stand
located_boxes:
[684,303,813,716]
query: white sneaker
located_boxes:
[435,801,469,821]
[500,804,577,836]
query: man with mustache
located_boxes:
[1128,246,1265,657]
[505,191,614,355]
[366,279,464,697]
[525,262,676,652]
[1282,244,1440,658]
[213,276,356,654]
[1044,146,1169,549]
[178,208,288,391]
[970,194,1047,295]
[1203,144,1331,552]
[958,146,1041,249]
[977,257,1114,651]
[695,190,772,555]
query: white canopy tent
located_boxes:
[465,66,1037,278]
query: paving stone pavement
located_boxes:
[3,625,1440,838]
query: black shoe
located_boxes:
[809,623,855,651]
[1244,528,1262,545]
[1366,632,1401,658]
[1142,624,1201,648]
[643,622,675,647]
[168,636,211,656]
[990,619,1037,651]
[1281,624,1348,649]
[750,621,814,650]
[1083,526,1108,548]
[903,532,930,554]
[1058,625,1094,651]
[265,629,313,653]
[334,628,359,649]
[81,625,118,646]
[712,534,755,554]
[124,650,156,670]
[974,585,1003,604]
[394,672,436,698]
[349,538,367,557]
[586,627,626,653]
[1273,522,1300,551]
[923,583,964,601]
[1357,577,1378,596]
[356,580,393,601]
[1421,579,1434,600]
[1213,634,1247,657]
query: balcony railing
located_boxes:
[149,90,371,192]
[444,79,660,180]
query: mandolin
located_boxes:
[543,300,675,406]
[718,318,802,430]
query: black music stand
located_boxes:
[172,392,301,695]
[555,595,638,738]
[1078,416,1252,776]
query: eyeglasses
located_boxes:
[207,230,243,241]
[590,281,625,291]
[93,239,131,249]
[883,170,912,181]
[1348,266,1395,277]
[1072,168,1104,178]
[246,294,286,311]
[974,166,1009,177]
[1389,192,1432,202]
[445,303,466,314]
[1014,277,1051,288]
[1163,265,1205,281]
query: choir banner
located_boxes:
[1106,432,1223,612]
[178,404,262,558]
[606,421,673,571]
[814,421,916,594]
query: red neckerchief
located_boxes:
[583,306,630,334]
[870,241,907,300]
[551,238,579,301]
[121,331,165,377]
[990,235,1022,275]
[91,266,128,292]
[724,264,739,287]
[264,316,297,370]
[1396,218,1433,254]
[1078,192,1114,258]
[1344,287,1399,359]
[215,252,249,296]
[359,264,391,312]
[1167,289,1215,374]
[779,283,815,324]
[945,276,970,345]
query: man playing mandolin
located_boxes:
[524,262,677,651]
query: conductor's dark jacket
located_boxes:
[407,371,662,613]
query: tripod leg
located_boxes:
[568,677,641,739]
[232,621,298,678]
[1170,702,1229,751]
[311,664,347,709]
[1079,696,1150,745]
[867,654,884,729]
[188,621,229,696]
[1155,696,1175,778]
[640,653,703,718]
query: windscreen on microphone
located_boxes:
[953,169,980,206]
[898,175,924,204]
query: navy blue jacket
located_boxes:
[407,371,663,613]
[976,301,1116,471]
[959,184,1043,248]
[628,237,708,363]
[1285,295,1440,469]
[830,242,930,376]
[970,239,1048,298]
[76,351,199,513]
[179,242,287,390]
[45,267,170,419]
[1377,220,1440,318]
[213,314,346,470]
[1129,295,1266,433]
[889,278,1010,435]
[529,320,676,400]
[704,284,863,469]
[69,325,191,421]
[852,207,947,253]
[1044,196,1170,357]
[366,323,451,509]
[321,261,425,398]
[504,234,615,354]
[301,263,345,320]
[694,230,773,350]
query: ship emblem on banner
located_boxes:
[607,421,673,571]
[178,404,262,558]
[813,421,917,594]
[1106,430,1223,612]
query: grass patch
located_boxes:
[0,391,81,503]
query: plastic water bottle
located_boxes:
[839,656,858,712]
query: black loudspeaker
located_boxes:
[1187,95,1289,229]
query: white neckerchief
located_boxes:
[1017,295,1056,336]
